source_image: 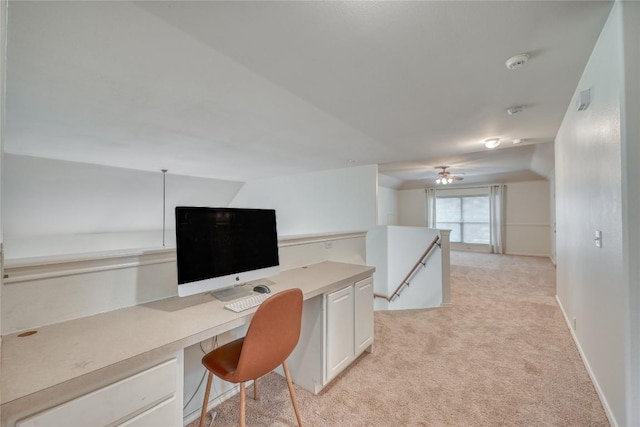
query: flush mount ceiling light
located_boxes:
[513,138,524,144]
[484,138,501,149]
[505,53,529,70]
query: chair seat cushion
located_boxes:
[202,337,245,383]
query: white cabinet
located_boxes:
[325,277,374,383]
[326,284,355,381]
[286,275,374,394]
[15,355,183,427]
[354,276,374,354]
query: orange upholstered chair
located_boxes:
[199,288,304,427]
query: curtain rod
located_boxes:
[424,184,501,190]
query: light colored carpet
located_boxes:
[189,252,609,426]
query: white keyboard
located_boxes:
[224,293,270,313]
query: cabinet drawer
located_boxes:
[118,395,177,427]
[17,358,178,427]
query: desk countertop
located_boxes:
[0,261,374,407]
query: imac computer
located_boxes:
[175,207,280,298]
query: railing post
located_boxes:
[439,230,451,307]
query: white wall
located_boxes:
[3,156,379,258]
[278,233,366,270]
[398,183,551,256]
[555,3,638,425]
[3,154,244,258]
[504,180,550,257]
[1,155,244,331]
[377,186,398,225]
[397,189,426,226]
[230,164,378,236]
[2,250,178,333]
[366,226,442,311]
[2,235,367,333]
[0,0,7,394]
[620,4,640,424]
[549,171,556,264]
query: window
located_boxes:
[435,196,490,244]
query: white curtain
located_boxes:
[426,188,437,228]
[489,184,505,254]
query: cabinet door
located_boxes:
[354,276,374,354]
[325,284,354,382]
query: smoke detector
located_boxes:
[505,53,529,70]
[506,105,525,115]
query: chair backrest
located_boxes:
[233,288,303,383]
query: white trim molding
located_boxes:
[4,249,175,284]
[505,223,551,227]
[279,231,367,248]
[3,231,368,284]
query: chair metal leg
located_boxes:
[240,382,246,427]
[253,378,258,400]
[199,372,214,427]
[282,360,303,427]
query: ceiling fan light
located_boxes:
[447,178,453,183]
[484,138,501,149]
[435,178,441,184]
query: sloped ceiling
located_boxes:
[5,1,612,184]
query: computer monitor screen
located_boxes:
[175,207,280,297]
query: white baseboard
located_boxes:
[555,295,618,427]
[450,243,491,253]
[504,251,550,257]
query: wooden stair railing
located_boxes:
[374,235,441,302]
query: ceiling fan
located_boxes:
[435,166,464,185]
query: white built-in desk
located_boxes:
[1,261,374,426]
